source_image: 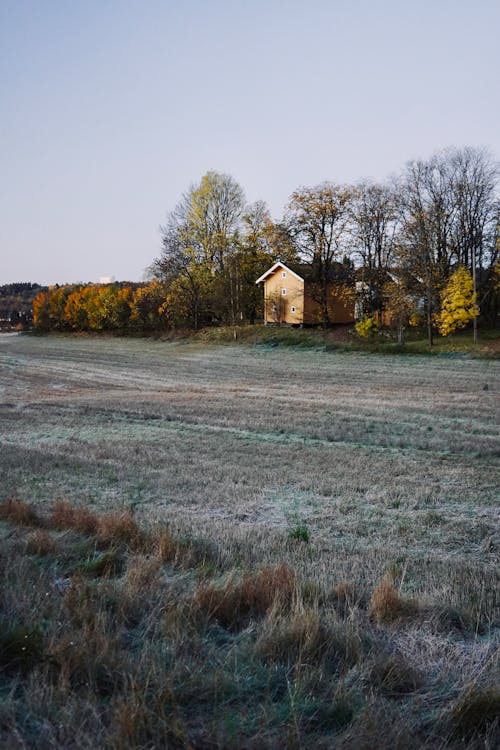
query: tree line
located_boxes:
[0,283,46,329]
[32,281,173,333]
[34,146,499,342]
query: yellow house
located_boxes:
[256,261,355,326]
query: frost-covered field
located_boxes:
[1,334,498,599]
[1,333,499,748]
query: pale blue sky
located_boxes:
[1,0,499,284]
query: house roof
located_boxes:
[255,262,304,285]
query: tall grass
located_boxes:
[0,500,498,748]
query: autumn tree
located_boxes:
[398,148,499,344]
[130,280,169,331]
[286,183,352,325]
[382,279,418,343]
[436,266,479,337]
[33,290,51,330]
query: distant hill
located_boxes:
[0,283,47,329]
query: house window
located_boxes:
[272,305,277,312]
[282,288,286,295]
[282,271,286,278]
[291,306,296,313]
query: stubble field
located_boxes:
[0,333,498,748]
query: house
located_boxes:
[256,261,355,326]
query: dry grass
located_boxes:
[369,575,419,623]
[0,496,41,526]
[0,505,498,749]
[95,511,145,549]
[50,498,98,534]
[447,686,500,741]
[0,335,498,747]
[195,564,296,629]
[25,529,57,556]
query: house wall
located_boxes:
[303,286,355,325]
[263,269,304,325]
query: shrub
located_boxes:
[355,316,379,338]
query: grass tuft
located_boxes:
[96,512,145,550]
[25,529,57,556]
[50,499,98,534]
[368,653,422,697]
[195,564,296,629]
[448,686,500,739]
[0,497,41,526]
[78,550,123,578]
[369,576,419,623]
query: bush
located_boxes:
[355,316,379,338]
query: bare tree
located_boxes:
[349,180,400,318]
[398,148,499,344]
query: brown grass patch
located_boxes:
[124,555,161,594]
[50,499,98,534]
[0,497,41,526]
[25,530,57,556]
[109,687,191,749]
[369,576,419,624]
[195,564,296,629]
[96,512,145,549]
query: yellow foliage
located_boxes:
[355,316,378,338]
[436,267,479,337]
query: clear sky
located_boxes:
[1,0,499,285]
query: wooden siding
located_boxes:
[303,292,355,325]
[263,269,304,325]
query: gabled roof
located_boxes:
[255,262,304,285]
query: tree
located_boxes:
[382,279,418,343]
[187,171,245,274]
[398,155,458,345]
[436,267,479,337]
[33,290,51,330]
[286,183,352,325]
[350,180,400,318]
[153,172,247,328]
[130,280,169,331]
[398,147,499,344]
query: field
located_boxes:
[0,333,499,748]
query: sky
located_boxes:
[1,0,499,285]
